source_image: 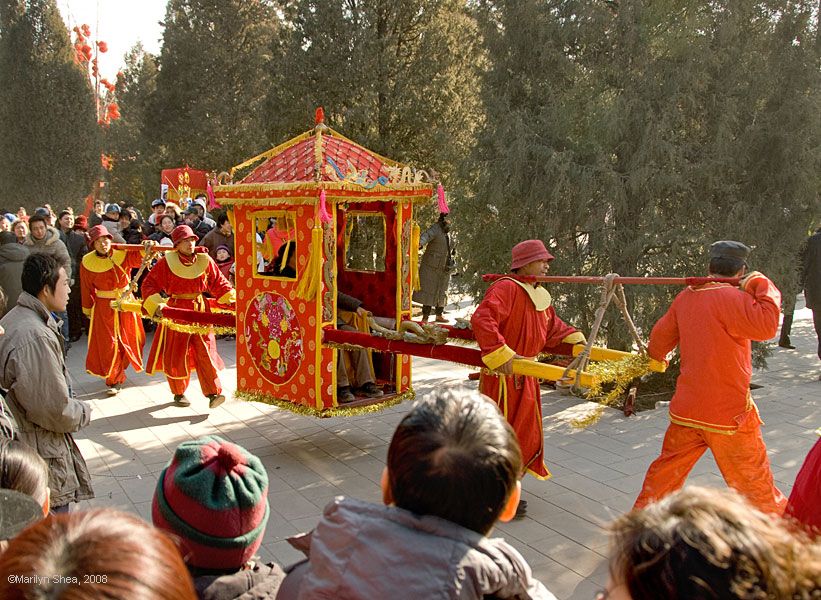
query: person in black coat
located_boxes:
[801,226,821,364]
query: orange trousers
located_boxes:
[634,415,787,515]
[165,336,222,397]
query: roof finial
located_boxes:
[314,106,328,134]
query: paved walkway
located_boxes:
[68,298,819,600]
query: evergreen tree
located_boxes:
[267,0,484,186]
[106,43,160,211]
[462,0,820,349]
[147,0,280,172]
[0,0,101,210]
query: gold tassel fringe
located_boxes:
[236,388,413,418]
[154,317,236,336]
[569,355,652,428]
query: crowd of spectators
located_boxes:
[0,207,817,598]
[0,196,233,343]
[0,389,817,599]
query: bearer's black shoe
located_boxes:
[173,394,191,407]
[513,499,528,520]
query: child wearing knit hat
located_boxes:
[152,435,287,597]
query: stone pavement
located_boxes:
[67,297,819,600]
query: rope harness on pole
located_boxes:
[559,273,650,395]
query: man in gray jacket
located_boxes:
[0,253,94,511]
[24,214,72,280]
[25,214,73,343]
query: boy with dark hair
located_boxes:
[287,389,556,599]
[386,388,522,535]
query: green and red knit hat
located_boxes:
[152,435,269,570]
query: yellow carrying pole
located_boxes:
[571,344,667,373]
[117,301,142,313]
[512,358,596,388]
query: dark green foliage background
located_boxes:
[0,0,101,210]
[1,0,818,350]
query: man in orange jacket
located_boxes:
[634,240,787,514]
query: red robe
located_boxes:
[471,278,583,479]
[142,250,235,395]
[785,437,821,534]
[80,249,145,385]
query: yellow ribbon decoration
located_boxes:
[410,221,421,291]
[296,226,323,300]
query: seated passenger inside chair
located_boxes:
[336,289,384,403]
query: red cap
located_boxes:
[511,240,554,270]
[74,215,88,230]
[171,224,198,246]
[88,224,112,244]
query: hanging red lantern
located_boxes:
[81,24,91,37]
[107,103,121,120]
[96,41,108,53]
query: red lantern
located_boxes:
[96,41,108,53]
[81,24,91,37]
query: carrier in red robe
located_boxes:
[141,250,235,397]
[80,248,145,387]
[471,278,584,479]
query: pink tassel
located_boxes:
[437,184,449,214]
[319,189,332,224]
[206,181,221,210]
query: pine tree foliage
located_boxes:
[147,0,280,172]
[106,43,160,210]
[0,0,101,210]
[461,0,820,348]
[266,0,484,188]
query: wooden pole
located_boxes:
[482,274,741,286]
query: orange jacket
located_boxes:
[648,273,780,433]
